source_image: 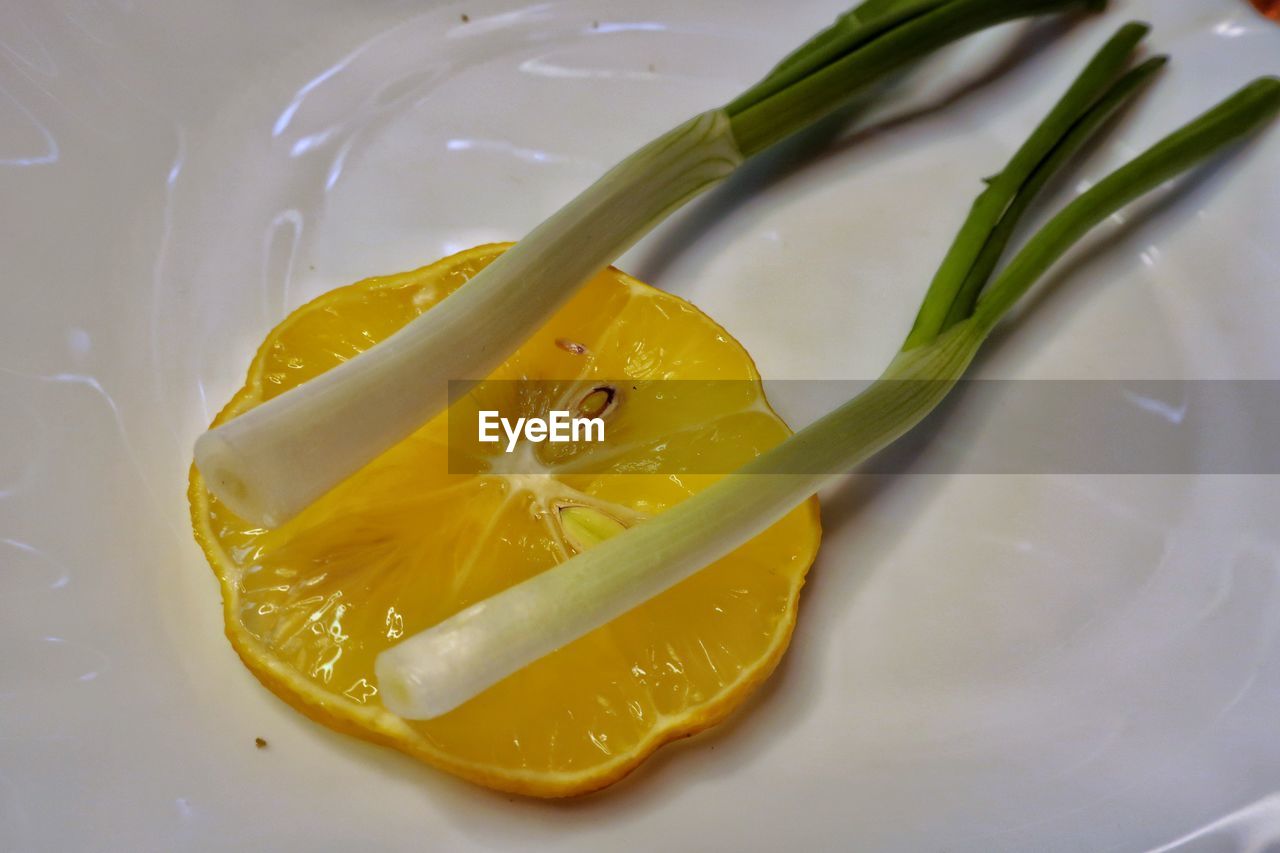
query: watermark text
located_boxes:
[478,410,605,453]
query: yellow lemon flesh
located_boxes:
[190,244,820,796]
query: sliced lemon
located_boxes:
[190,243,820,796]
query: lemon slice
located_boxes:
[190,244,820,796]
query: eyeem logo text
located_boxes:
[478,410,605,453]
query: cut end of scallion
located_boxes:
[193,430,283,528]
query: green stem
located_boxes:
[941,55,1167,328]
[974,76,1280,331]
[903,21,1151,349]
[732,0,952,115]
[729,0,1103,158]
[855,0,942,21]
[765,0,930,79]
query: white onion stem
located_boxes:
[375,329,978,719]
[374,72,1280,721]
[195,110,741,527]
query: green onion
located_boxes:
[941,54,1168,328]
[972,75,1280,328]
[374,43,1280,720]
[728,0,1101,157]
[903,20,1152,349]
[195,0,1101,527]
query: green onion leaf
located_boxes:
[973,76,1280,330]
[942,54,1168,329]
[904,21,1151,349]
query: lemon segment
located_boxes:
[190,243,820,796]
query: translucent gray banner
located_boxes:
[445,380,1280,475]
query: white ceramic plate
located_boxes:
[3,1,1278,849]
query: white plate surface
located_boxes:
[2,1,1279,850]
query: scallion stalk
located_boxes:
[902,20,1152,349]
[196,0,1102,528]
[941,53,1168,328]
[374,46,1280,720]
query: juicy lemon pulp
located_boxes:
[190,244,820,796]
